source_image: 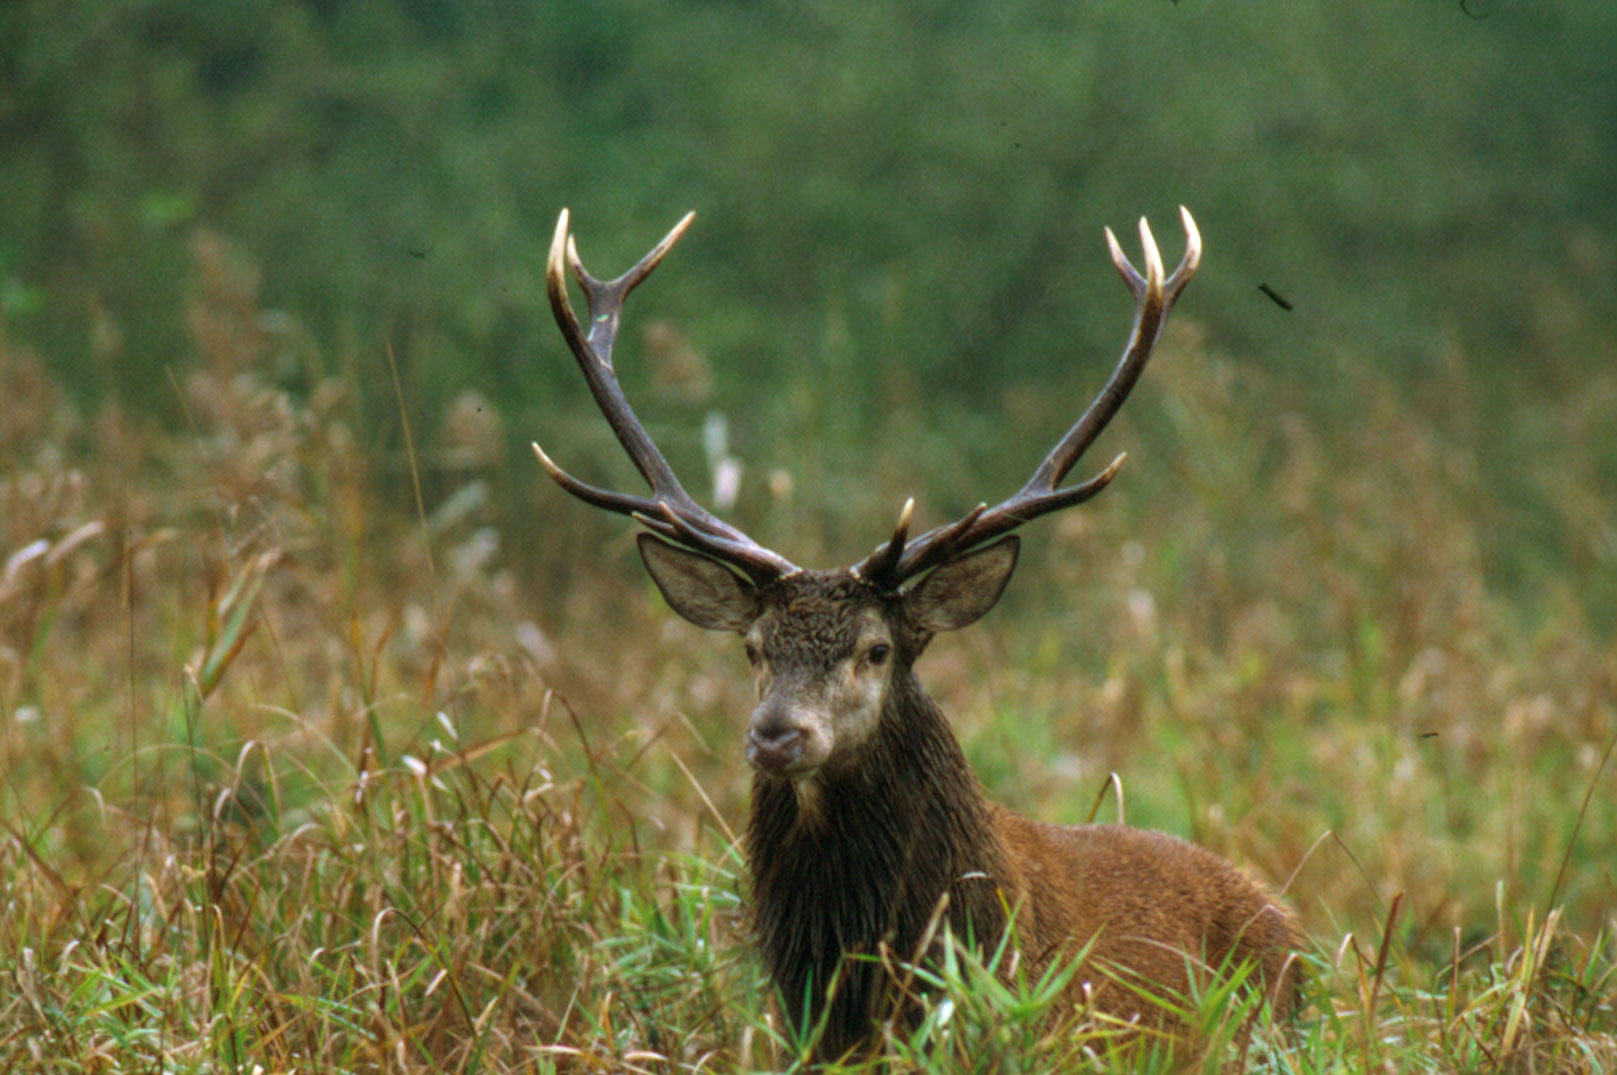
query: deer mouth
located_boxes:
[746,730,804,775]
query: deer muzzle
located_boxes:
[746,720,805,774]
[746,700,822,776]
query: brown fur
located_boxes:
[990,816,1298,1023]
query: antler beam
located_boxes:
[855,207,1202,588]
[533,210,799,585]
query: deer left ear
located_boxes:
[905,536,1019,633]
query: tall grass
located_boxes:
[0,235,1613,1071]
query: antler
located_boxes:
[855,207,1202,589]
[533,209,799,585]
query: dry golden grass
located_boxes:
[0,237,1613,1071]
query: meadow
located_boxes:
[1,225,1613,1073]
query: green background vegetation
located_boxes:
[1,1,1614,1070]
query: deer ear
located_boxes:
[637,533,759,632]
[905,536,1019,633]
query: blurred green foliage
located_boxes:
[2,0,1615,617]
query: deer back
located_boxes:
[993,813,1300,1021]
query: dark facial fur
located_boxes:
[741,573,922,778]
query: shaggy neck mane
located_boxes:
[746,670,1010,1059]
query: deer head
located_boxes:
[638,532,1018,781]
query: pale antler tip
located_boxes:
[546,213,571,284]
[663,210,698,251]
[1137,217,1165,290]
[1178,206,1203,272]
[622,211,699,291]
[863,495,917,582]
[532,441,574,489]
[1104,226,1134,285]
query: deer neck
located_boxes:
[745,671,1010,1055]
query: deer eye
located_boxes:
[865,643,891,667]
[743,642,761,666]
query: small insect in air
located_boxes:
[1258,282,1294,311]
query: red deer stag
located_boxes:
[533,207,1297,1060]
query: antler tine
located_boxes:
[856,498,915,584]
[855,209,1199,590]
[1168,205,1202,302]
[535,209,798,583]
[533,441,679,522]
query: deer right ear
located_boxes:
[905,535,1020,633]
[637,533,759,632]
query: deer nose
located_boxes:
[746,715,806,774]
